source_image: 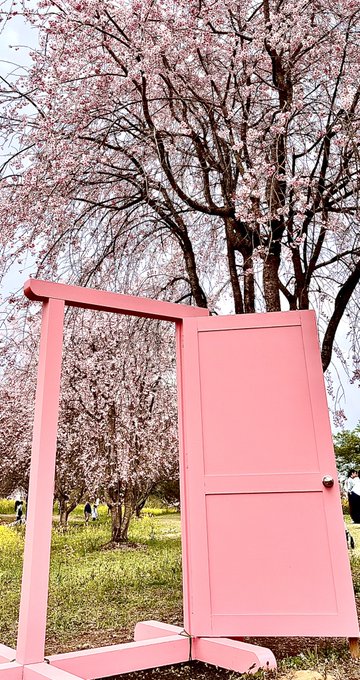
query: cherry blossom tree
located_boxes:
[54,397,89,528]
[0,378,33,499]
[0,313,38,499]
[0,0,359,390]
[0,308,178,541]
[60,310,178,543]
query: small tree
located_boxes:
[61,311,178,544]
[0,309,179,542]
[55,403,88,528]
[0,329,36,500]
[334,422,360,476]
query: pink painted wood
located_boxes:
[0,662,23,679]
[24,279,209,322]
[16,298,65,665]
[192,637,276,673]
[0,643,16,663]
[48,636,190,679]
[178,310,359,637]
[134,621,184,641]
[133,621,276,672]
[23,664,83,680]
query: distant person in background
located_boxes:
[91,504,98,521]
[349,471,360,523]
[344,469,357,522]
[84,501,92,523]
[15,501,24,525]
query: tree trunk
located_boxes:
[57,491,82,530]
[109,488,136,543]
[59,507,68,528]
[110,503,123,543]
[321,261,360,372]
[119,487,135,541]
[226,238,244,314]
[58,497,71,530]
[243,249,255,313]
[134,481,156,517]
[263,253,281,312]
[135,498,146,518]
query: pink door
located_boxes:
[178,310,359,638]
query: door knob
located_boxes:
[322,475,334,488]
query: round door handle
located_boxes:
[322,475,334,488]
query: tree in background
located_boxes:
[61,311,178,543]
[55,396,89,528]
[0,377,33,499]
[0,315,37,499]
[334,422,360,476]
[0,0,359,394]
[0,310,178,541]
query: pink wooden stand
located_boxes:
[1,279,358,679]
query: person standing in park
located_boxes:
[15,501,24,525]
[348,471,360,523]
[344,469,358,523]
[84,501,92,523]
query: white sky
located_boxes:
[0,11,38,76]
[0,10,358,433]
[329,323,359,431]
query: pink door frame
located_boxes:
[0,278,276,680]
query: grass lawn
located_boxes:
[1,510,360,678]
[0,512,183,655]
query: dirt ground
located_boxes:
[45,622,360,679]
[88,618,360,680]
[45,595,360,680]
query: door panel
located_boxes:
[206,492,336,615]
[178,311,359,638]
[198,325,318,475]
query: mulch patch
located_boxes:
[102,660,272,680]
[101,541,147,552]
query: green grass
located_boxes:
[56,503,177,519]
[59,503,110,521]
[0,512,182,654]
[140,507,179,516]
[1,509,359,672]
[0,498,19,514]
[344,514,360,595]
[0,525,24,644]
[0,499,178,520]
